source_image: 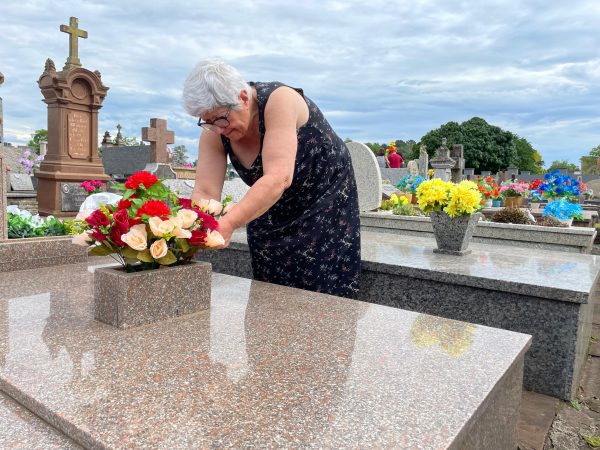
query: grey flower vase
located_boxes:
[429,211,481,256]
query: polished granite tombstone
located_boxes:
[0,260,530,449]
[196,229,600,400]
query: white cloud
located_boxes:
[1,0,599,167]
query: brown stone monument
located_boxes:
[0,155,7,240]
[36,17,110,216]
[142,118,176,179]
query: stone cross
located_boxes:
[115,124,123,146]
[142,118,175,164]
[430,138,456,182]
[60,17,88,70]
[450,144,465,183]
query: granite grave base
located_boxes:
[0,236,87,273]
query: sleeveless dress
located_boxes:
[221,82,361,298]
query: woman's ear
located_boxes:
[239,89,249,109]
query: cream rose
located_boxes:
[196,198,210,211]
[121,224,147,251]
[150,238,168,259]
[169,216,192,239]
[148,217,175,237]
[206,199,223,215]
[204,230,225,247]
[71,231,92,246]
[176,209,198,228]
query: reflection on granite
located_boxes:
[0,262,531,449]
[0,391,81,449]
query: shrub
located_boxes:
[491,208,531,225]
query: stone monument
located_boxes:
[36,17,110,216]
[429,138,456,182]
[0,70,4,145]
[0,155,6,240]
[450,144,465,183]
[418,145,428,178]
[115,124,123,146]
[406,160,419,176]
[141,118,176,179]
[345,141,382,211]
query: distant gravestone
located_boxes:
[430,138,455,182]
[345,141,382,212]
[164,179,195,198]
[450,144,465,183]
[222,178,250,203]
[380,167,408,185]
[481,171,491,177]
[418,145,429,178]
[381,184,402,200]
[9,173,34,191]
[102,145,149,179]
[407,160,419,176]
[142,118,174,164]
[0,155,7,240]
[60,182,88,212]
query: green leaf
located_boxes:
[175,238,190,253]
[112,182,125,191]
[122,189,136,200]
[156,250,177,266]
[137,249,154,263]
[132,198,144,206]
[570,399,583,411]
[89,244,113,256]
[582,435,600,447]
[121,246,138,260]
[146,182,169,200]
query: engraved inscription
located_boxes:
[60,182,88,211]
[68,111,90,159]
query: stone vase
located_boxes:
[430,211,481,256]
[93,260,212,329]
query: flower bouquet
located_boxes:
[499,181,529,208]
[72,170,229,270]
[537,170,580,200]
[542,200,583,226]
[416,179,482,255]
[475,176,499,207]
[18,149,44,174]
[396,174,426,194]
[80,180,106,196]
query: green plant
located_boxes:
[38,216,68,236]
[64,219,88,235]
[491,208,531,225]
[393,203,419,216]
[7,213,38,238]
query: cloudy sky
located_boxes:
[1,0,599,166]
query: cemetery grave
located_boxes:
[2,15,600,450]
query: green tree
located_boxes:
[171,145,189,166]
[417,117,517,173]
[513,135,544,174]
[120,136,141,146]
[364,142,383,155]
[547,160,578,172]
[27,129,48,153]
[588,144,600,157]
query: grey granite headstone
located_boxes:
[101,145,150,179]
[464,168,475,176]
[164,179,195,198]
[60,182,88,212]
[9,173,34,191]
[143,163,176,179]
[345,141,382,212]
[381,184,402,200]
[481,171,491,177]
[380,168,408,185]
[222,178,250,203]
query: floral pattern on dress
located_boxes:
[222,81,361,298]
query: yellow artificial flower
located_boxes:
[390,193,399,205]
[398,195,409,205]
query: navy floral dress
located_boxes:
[222,82,361,298]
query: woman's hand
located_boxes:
[216,217,235,249]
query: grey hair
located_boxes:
[182,59,252,117]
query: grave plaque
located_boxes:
[67,110,90,159]
[10,173,35,191]
[60,182,88,212]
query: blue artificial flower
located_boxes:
[543,200,584,221]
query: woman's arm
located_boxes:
[218,87,308,244]
[191,130,227,203]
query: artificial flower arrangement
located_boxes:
[380,193,407,210]
[80,180,106,196]
[416,179,482,217]
[535,170,580,200]
[475,176,500,202]
[542,200,584,223]
[18,149,44,174]
[499,181,530,198]
[72,171,231,271]
[396,174,426,194]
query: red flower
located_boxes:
[86,209,110,227]
[124,171,158,190]
[188,229,207,246]
[178,198,192,209]
[197,211,219,231]
[117,194,137,210]
[136,200,171,218]
[113,209,130,233]
[91,228,107,242]
[110,226,125,246]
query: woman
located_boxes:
[182,59,361,298]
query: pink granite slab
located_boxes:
[0,261,531,449]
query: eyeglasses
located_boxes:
[197,106,234,132]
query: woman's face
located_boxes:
[200,90,252,141]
